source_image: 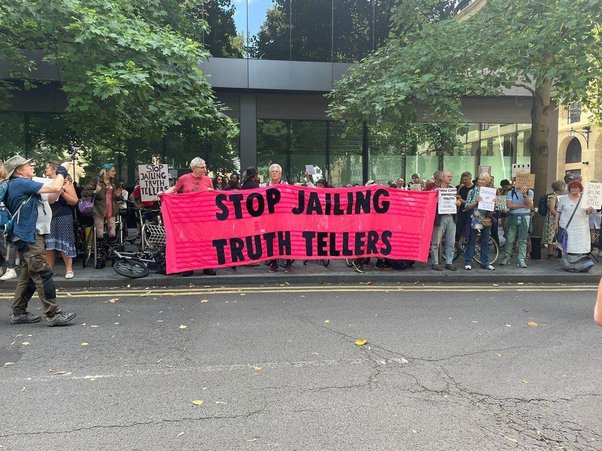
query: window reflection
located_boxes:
[250,0,291,60]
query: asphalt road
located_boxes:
[0,283,601,450]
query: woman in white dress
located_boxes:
[556,180,594,255]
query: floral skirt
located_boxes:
[46,214,77,258]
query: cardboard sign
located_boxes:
[583,183,602,208]
[514,172,535,189]
[138,164,170,202]
[512,163,530,178]
[437,188,458,214]
[478,165,491,176]
[477,186,497,212]
[409,183,423,191]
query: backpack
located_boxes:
[0,180,33,237]
[537,193,549,217]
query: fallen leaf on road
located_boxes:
[492,283,499,287]
[3,362,15,367]
[200,299,209,303]
[522,379,529,384]
[506,324,512,328]
[179,325,188,329]
[355,338,368,346]
[176,432,184,438]
[81,342,89,346]
[253,366,262,372]
[527,321,538,327]
[215,401,227,404]
[21,342,30,346]
[324,320,331,324]
[192,400,203,406]
[108,298,118,303]
[90,325,99,328]
[505,436,518,443]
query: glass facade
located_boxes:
[205,0,395,62]
[256,119,532,187]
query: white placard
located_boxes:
[409,183,423,191]
[477,186,497,212]
[437,188,458,214]
[583,183,602,208]
[512,163,530,178]
[138,163,169,202]
[305,164,315,175]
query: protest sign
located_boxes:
[409,183,423,191]
[437,188,458,214]
[477,186,497,212]
[512,163,530,178]
[514,172,535,189]
[161,186,438,273]
[583,183,602,208]
[138,164,169,202]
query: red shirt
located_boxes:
[132,185,156,208]
[173,173,213,193]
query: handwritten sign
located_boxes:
[138,164,169,202]
[514,172,535,189]
[583,183,602,208]
[512,163,530,178]
[438,188,458,214]
[478,165,491,176]
[477,186,497,212]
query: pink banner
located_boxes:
[161,185,437,273]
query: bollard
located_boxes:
[530,236,542,260]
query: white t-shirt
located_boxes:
[36,194,52,235]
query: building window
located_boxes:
[568,103,581,124]
[565,138,582,164]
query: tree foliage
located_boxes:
[0,0,232,146]
[329,0,602,196]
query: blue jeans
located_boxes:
[465,223,491,268]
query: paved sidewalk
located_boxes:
[0,255,600,290]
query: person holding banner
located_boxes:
[160,157,216,276]
[430,170,460,271]
[463,173,495,271]
[500,181,533,268]
[261,164,294,272]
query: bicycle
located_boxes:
[303,258,330,268]
[75,223,96,268]
[452,232,499,265]
[112,248,165,278]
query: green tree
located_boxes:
[329,0,602,200]
[0,0,232,153]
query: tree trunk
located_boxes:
[530,79,552,236]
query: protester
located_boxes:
[430,170,459,271]
[44,161,78,279]
[213,174,224,190]
[316,179,329,188]
[81,163,123,269]
[500,180,533,268]
[542,180,565,258]
[456,171,475,242]
[160,157,216,276]
[223,172,241,191]
[0,163,18,281]
[495,179,512,234]
[3,155,76,326]
[241,166,260,190]
[464,173,495,271]
[396,178,405,189]
[262,164,293,272]
[425,170,442,191]
[555,180,594,256]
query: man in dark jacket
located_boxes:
[241,167,260,190]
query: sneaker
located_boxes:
[269,261,279,272]
[351,260,365,274]
[431,264,444,271]
[0,268,17,281]
[65,271,75,279]
[10,311,41,324]
[203,269,217,276]
[47,310,76,327]
[483,265,495,271]
[464,265,472,270]
[517,260,528,268]
[445,264,457,271]
[500,258,509,266]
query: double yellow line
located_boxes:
[0,284,596,299]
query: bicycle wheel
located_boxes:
[472,234,499,265]
[113,258,150,278]
[345,259,353,267]
[82,226,94,268]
